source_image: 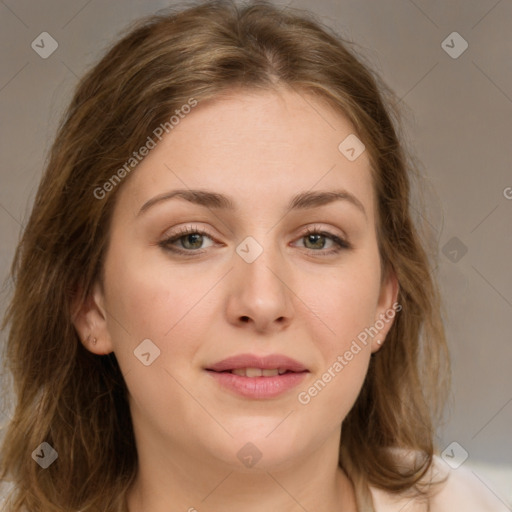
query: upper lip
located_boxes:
[206,353,309,373]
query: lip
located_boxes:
[205,353,309,399]
[206,353,308,373]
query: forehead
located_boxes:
[116,87,375,219]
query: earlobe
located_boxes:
[86,334,97,345]
[71,281,114,355]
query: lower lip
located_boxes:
[206,370,308,399]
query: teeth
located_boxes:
[231,368,250,377]
[246,368,263,377]
[230,368,284,377]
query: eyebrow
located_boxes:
[137,188,366,218]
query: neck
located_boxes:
[126,428,357,512]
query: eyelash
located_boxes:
[159,224,351,257]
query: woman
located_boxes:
[0,1,506,510]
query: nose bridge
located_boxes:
[227,232,293,329]
[237,233,286,296]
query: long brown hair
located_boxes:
[0,1,450,510]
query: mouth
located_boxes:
[214,367,296,377]
[204,354,309,399]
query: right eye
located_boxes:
[159,225,217,255]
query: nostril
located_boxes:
[240,316,250,323]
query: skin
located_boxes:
[74,87,398,512]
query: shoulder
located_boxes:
[427,456,510,512]
[369,452,510,512]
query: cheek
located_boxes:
[296,285,375,428]
[293,251,381,418]
[103,248,232,391]
[105,245,215,340]
[304,252,382,349]
[101,254,217,430]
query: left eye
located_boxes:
[294,230,347,252]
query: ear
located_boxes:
[371,265,400,354]
[71,280,114,355]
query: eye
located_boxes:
[293,226,351,256]
[159,225,216,255]
[159,224,351,257]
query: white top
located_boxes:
[370,455,511,511]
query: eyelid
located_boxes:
[298,224,348,242]
[161,223,215,240]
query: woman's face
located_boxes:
[78,87,397,472]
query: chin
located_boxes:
[206,426,307,473]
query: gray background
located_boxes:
[1,0,511,504]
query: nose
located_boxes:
[225,239,294,334]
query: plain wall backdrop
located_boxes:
[1,0,511,505]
